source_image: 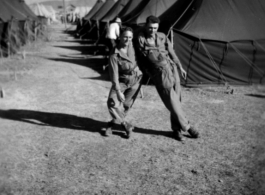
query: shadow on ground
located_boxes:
[58,40,95,45]
[0,109,174,139]
[245,93,265,98]
[46,55,109,81]
[54,45,107,56]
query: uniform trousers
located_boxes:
[155,81,191,132]
[107,81,141,124]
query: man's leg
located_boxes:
[107,87,126,124]
[123,81,141,115]
[156,84,193,141]
[103,87,126,136]
[156,85,190,132]
[172,82,199,139]
[121,82,141,138]
[157,83,200,140]
[105,86,134,138]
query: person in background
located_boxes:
[103,27,143,138]
[137,15,200,141]
[105,17,122,54]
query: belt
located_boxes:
[120,65,137,75]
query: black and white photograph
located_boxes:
[0,0,265,194]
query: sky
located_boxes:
[25,0,72,5]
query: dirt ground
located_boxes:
[0,24,265,195]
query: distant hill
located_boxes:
[33,0,97,11]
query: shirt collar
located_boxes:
[113,44,134,63]
[145,31,158,39]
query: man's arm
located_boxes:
[136,34,152,76]
[137,34,148,57]
[166,37,187,79]
[109,55,120,91]
[109,55,125,102]
[166,37,182,67]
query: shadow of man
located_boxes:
[0,109,104,132]
[0,109,175,139]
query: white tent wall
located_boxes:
[44,5,58,22]
[72,6,91,22]
[29,3,54,24]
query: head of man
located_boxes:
[119,27,133,47]
[145,15,160,37]
[114,17,122,24]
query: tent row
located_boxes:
[29,3,58,24]
[74,0,265,86]
[0,0,49,57]
[68,6,92,23]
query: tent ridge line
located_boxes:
[174,30,265,43]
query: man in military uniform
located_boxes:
[137,15,199,141]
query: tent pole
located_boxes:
[166,0,195,37]
[171,29,173,47]
[63,0,67,29]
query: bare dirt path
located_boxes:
[0,24,265,195]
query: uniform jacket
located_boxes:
[138,31,181,88]
[109,43,142,91]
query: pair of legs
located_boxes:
[106,38,117,54]
[156,81,199,141]
[105,81,141,138]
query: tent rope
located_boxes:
[80,23,96,39]
[254,40,265,53]
[185,40,196,85]
[217,43,229,83]
[230,43,265,77]
[122,11,142,24]
[199,39,228,84]
[167,0,195,37]
[4,1,28,18]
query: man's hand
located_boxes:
[180,67,187,80]
[117,90,125,102]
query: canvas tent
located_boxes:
[120,0,265,85]
[171,0,265,85]
[120,0,150,23]
[19,0,38,20]
[90,0,117,22]
[101,0,130,23]
[76,0,105,36]
[73,6,91,19]
[127,0,192,28]
[45,5,57,22]
[0,0,38,56]
[30,4,52,19]
[85,0,117,40]
[118,0,144,20]
[0,0,34,21]
[83,0,106,21]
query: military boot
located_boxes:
[102,121,114,136]
[187,126,199,138]
[121,121,134,138]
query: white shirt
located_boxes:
[106,22,120,40]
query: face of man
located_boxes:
[120,31,133,46]
[146,23,159,37]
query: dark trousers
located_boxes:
[106,39,117,54]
